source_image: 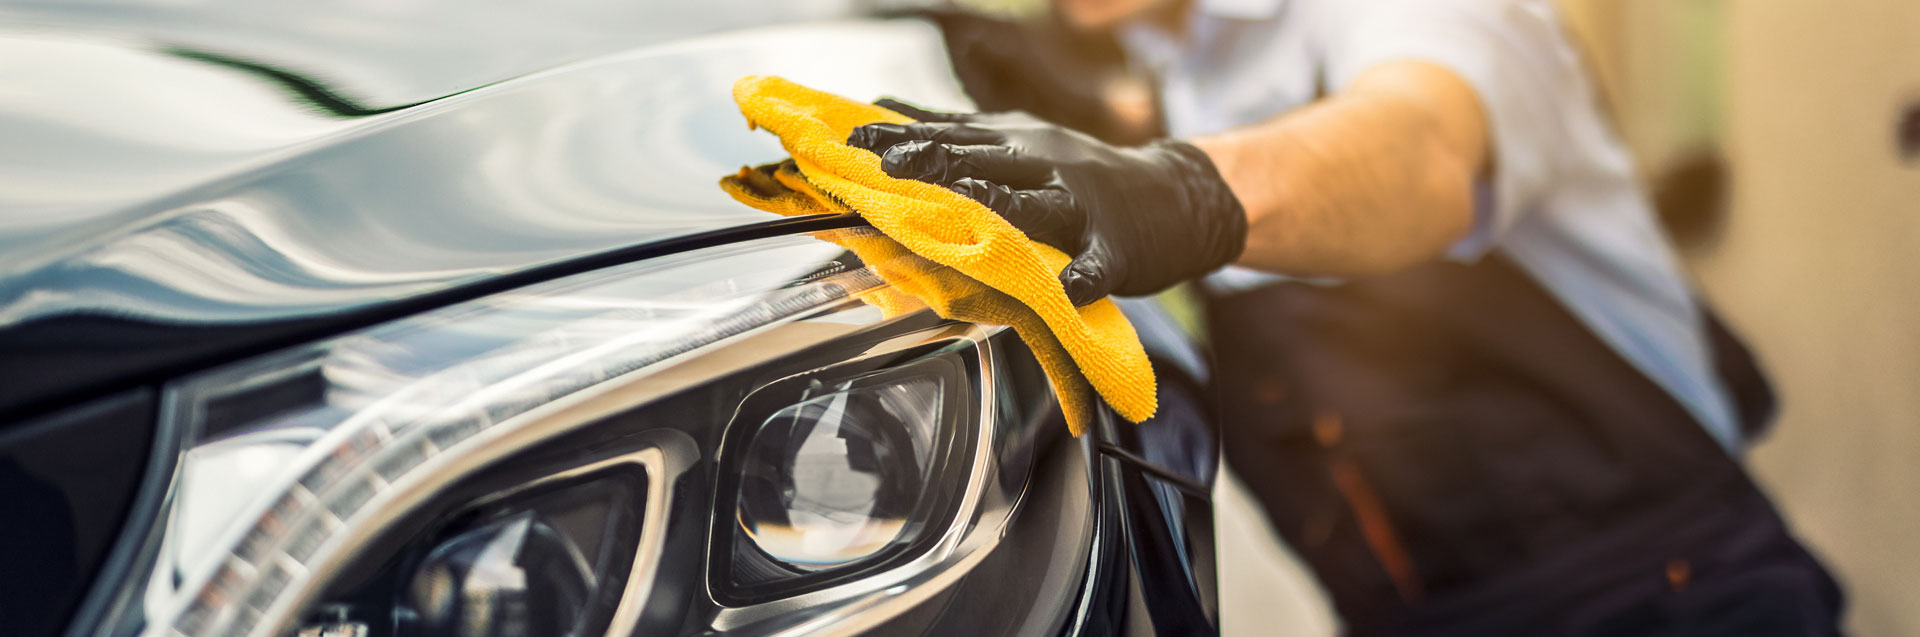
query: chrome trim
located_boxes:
[605,446,682,637]
[709,322,1022,636]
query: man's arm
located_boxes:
[1190,60,1491,278]
[847,60,1497,303]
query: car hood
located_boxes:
[0,6,973,418]
[0,7,970,326]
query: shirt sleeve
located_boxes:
[1323,0,1591,259]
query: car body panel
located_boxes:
[1109,297,1218,488]
[0,389,154,637]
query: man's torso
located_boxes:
[1120,0,1744,449]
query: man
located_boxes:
[850,0,1845,634]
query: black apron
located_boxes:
[1208,252,1844,636]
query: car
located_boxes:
[0,2,1220,636]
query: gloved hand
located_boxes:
[849,100,1248,305]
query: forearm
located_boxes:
[1189,61,1489,278]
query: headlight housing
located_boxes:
[87,231,1048,637]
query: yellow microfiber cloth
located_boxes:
[722,75,1157,433]
[726,162,1101,433]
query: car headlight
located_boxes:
[82,231,1047,637]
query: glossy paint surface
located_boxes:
[0,390,153,637]
[1109,297,1219,488]
[0,15,974,419]
[0,18,969,326]
[0,0,873,112]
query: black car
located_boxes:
[0,2,1220,636]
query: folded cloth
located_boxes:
[725,161,1102,433]
[724,75,1157,430]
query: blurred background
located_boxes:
[1208,0,1920,635]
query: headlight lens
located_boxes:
[736,369,946,572]
[408,513,597,635]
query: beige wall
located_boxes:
[1572,0,1920,633]
[1705,2,1920,634]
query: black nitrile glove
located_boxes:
[850,100,1247,305]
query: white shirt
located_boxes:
[1122,0,1744,451]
